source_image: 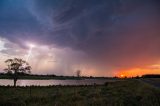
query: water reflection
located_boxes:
[0,79,116,86]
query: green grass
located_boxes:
[0,79,160,106]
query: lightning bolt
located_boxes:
[26,46,33,62]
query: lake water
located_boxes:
[0,79,117,86]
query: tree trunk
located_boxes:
[13,70,18,87]
[13,78,17,87]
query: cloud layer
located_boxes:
[0,0,160,76]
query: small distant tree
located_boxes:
[4,58,31,87]
[76,70,81,77]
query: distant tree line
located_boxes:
[142,74,160,78]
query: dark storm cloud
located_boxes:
[0,0,44,48]
[0,0,160,69]
[32,0,160,67]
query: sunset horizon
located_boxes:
[0,0,160,77]
[1,1,160,105]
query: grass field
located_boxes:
[0,79,160,106]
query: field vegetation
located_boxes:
[0,79,160,106]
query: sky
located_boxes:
[0,0,160,77]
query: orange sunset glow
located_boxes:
[117,67,160,77]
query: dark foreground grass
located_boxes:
[0,79,160,106]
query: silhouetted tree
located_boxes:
[76,70,81,77]
[4,58,31,87]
